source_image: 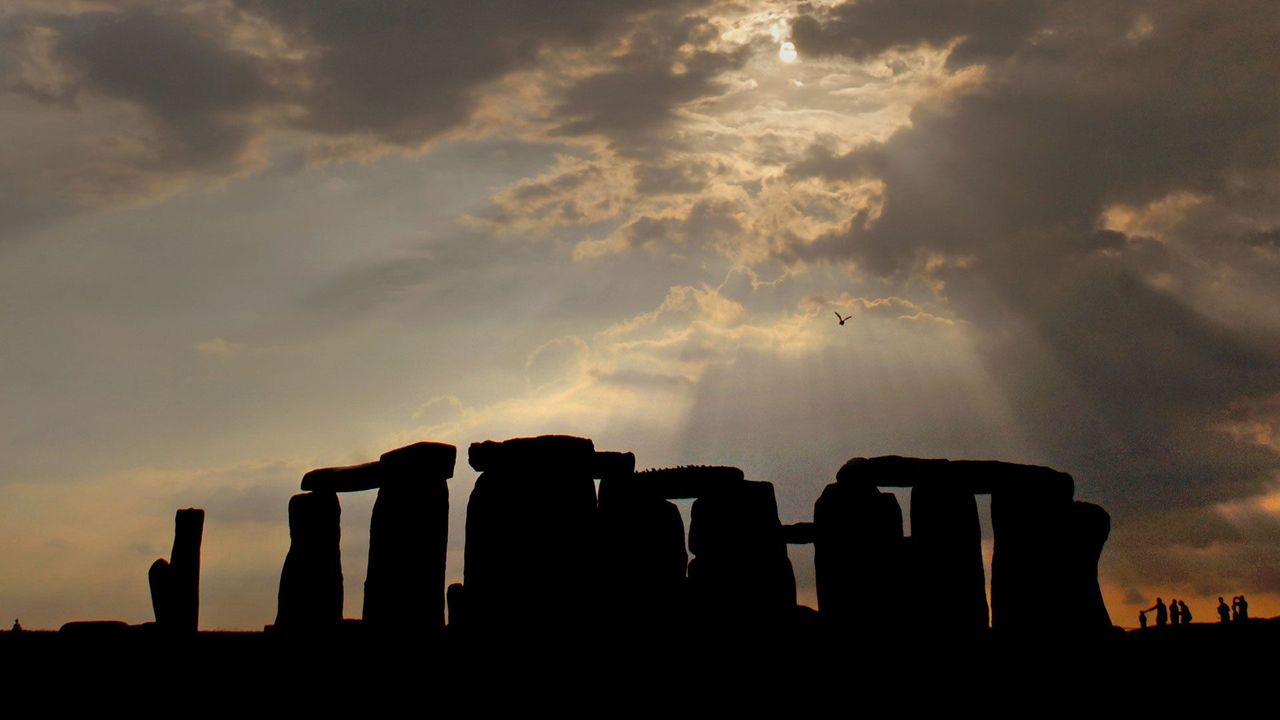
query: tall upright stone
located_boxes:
[687,480,796,633]
[910,484,987,636]
[813,482,904,635]
[463,435,599,639]
[990,481,1074,633]
[1066,501,1112,631]
[148,508,204,634]
[598,452,687,635]
[362,442,455,637]
[276,491,343,631]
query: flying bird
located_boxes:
[834,311,850,326]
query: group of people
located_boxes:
[1137,595,1250,628]
[1216,595,1249,624]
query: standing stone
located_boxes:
[990,481,1073,633]
[276,491,343,631]
[1067,501,1112,631]
[463,435,599,639]
[362,442,455,637]
[813,482,904,636]
[910,484,987,637]
[687,480,796,632]
[598,460,687,635]
[148,508,204,634]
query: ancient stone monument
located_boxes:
[815,456,1111,638]
[276,441,455,636]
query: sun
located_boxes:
[778,41,797,63]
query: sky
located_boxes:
[2,0,1279,630]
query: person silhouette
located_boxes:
[1170,598,1181,626]
[10,619,20,633]
[1145,597,1168,627]
[1179,600,1192,625]
[1236,595,1249,622]
[1139,610,1148,629]
[1218,597,1231,624]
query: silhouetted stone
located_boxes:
[1067,501,1112,631]
[468,434,596,474]
[910,485,987,636]
[463,435,599,639]
[687,480,796,631]
[301,461,382,493]
[813,482,904,636]
[147,508,204,634]
[362,441,454,637]
[630,465,745,499]
[592,451,636,485]
[276,491,343,631]
[990,483,1073,633]
[837,456,1073,498]
[148,558,171,627]
[834,455,1084,635]
[781,522,816,545]
[58,621,130,638]
[599,479,687,635]
[447,582,466,629]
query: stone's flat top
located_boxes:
[301,461,383,493]
[591,451,635,478]
[379,442,457,475]
[626,465,746,499]
[468,434,596,472]
[836,455,1073,496]
[781,522,816,545]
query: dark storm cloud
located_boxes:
[787,1,1280,589]
[554,13,751,155]
[235,0,700,144]
[48,7,271,171]
[791,0,1047,68]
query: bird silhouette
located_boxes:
[834,311,851,326]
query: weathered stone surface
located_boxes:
[463,435,599,638]
[687,480,796,629]
[147,508,204,634]
[781,522,816,545]
[1067,501,1112,631]
[837,456,1074,499]
[276,491,343,630]
[301,461,382,493]
[813,482,904,633]
[362,442,454,635]
[628,465,746,499]
[910,485,987,636]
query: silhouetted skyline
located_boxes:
[2,1,1280,630]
